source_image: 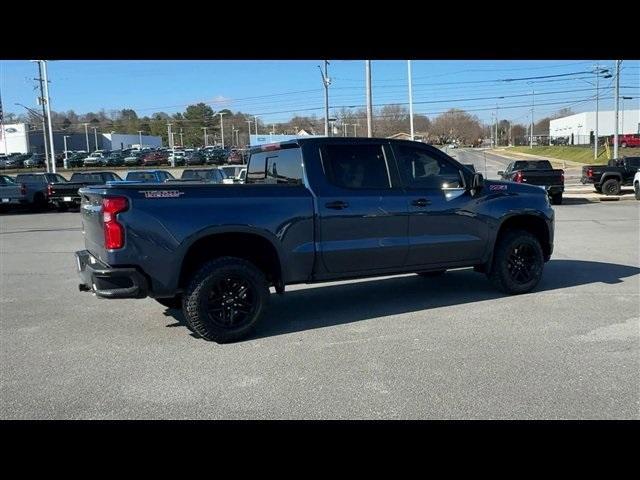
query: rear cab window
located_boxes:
[246,145,303,185]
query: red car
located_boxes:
[142,151,168,166]
[610,135,640,148]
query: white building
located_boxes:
[0,123,162,154]
[549,109,640,145]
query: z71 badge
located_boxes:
[489,185,508,191]
[140,190,185,198]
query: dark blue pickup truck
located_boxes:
[76,138,555,342]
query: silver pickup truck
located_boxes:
[0,174,28,210]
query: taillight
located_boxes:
[102,196,128,250]
[514,171,523,183]
[560,170,565,183]
[587,168,593,178]
[47,184,53,196]
[20,184,27,196]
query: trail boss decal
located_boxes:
[140,190,185,199]
[489,185,508,191]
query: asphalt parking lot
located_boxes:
[1,189,639,420]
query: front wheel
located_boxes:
[487,229,544,295]
[182,257,270,343]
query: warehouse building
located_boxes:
[549,109,640,145]
[0,123,162,155]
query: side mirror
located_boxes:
[497,170,505,177]
[471,172,484,192]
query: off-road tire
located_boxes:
[487,229,544,295]
[182,257,269,343]
[601,178,621,196]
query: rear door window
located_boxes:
[320,144,390,189]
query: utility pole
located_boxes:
[84,123,90,152]
[246,120,253,145]
[218,112,227,148]
[594,63,600,159]
[530,90,535,149]
[40,61,56,173]
[495,105,499,147]
[138,130,143,148]
[319,60,331,137]
[613,60,621,160]
[365,60,373,137]
[166,123,173,150]
[33,61,50,170]
[407,60,414,140]
[202,127,208,147]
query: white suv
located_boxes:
[633,169,640,200]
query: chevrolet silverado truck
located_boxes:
[15,172,68,211]
[581,156,640,195]
[0,174,28,210]
[498,160,564,205]
[76,138,555,343]
[49,171,123,211]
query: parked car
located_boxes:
[184,151,206,166]
[168,168,227,184]
[76,137,555,343]
[123,151,145,166]
[23,153,46,168]
[0,174,28,210]
[102,153,125,167]
[581,156,640,195]
[634,169,640,200]
[204,148,228,165]
[67,152,89,168]
[227,149,247,165]
[123,170,174,183]
[83,151,111,167]
[141,151,168,166]
[14,172,68,210]
[3,153,29,169]
[167,150,186,166]
[219,165,246,179]
[498,160,564,204]
[48,171,123,211]
[610,134,640,148]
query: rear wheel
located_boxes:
[487,229,544,295]
[550,193,563,205]
[31,193,47,212]
[182,257,269,343]
[601,178,621,196]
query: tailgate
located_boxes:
[50,183,82,198]
[520,170,563,186]
[0,185,24,201]
[80,190,108,261]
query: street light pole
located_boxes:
[595,64,600,159]
[40,60,56,173]
[202,127,208,147]
[254,116,259,136]
[179,128,184,147]
[84,123,90,152]
[33,61,50,168]
[138,130,143,148]
[319,61,330,137]
[166,123,173,150]
[613,60,621,159]
[352,123,358,137]
[365,60,373,137]
[92,127,98,151]
[246,120,253,146]
[63,135,70,169]
[218,112,227,149]
[407,60,414,141]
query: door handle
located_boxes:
[411,198,431,207]
[325,201,349,210]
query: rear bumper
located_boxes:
[76,250,148,299]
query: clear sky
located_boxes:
[1,60,638,125]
